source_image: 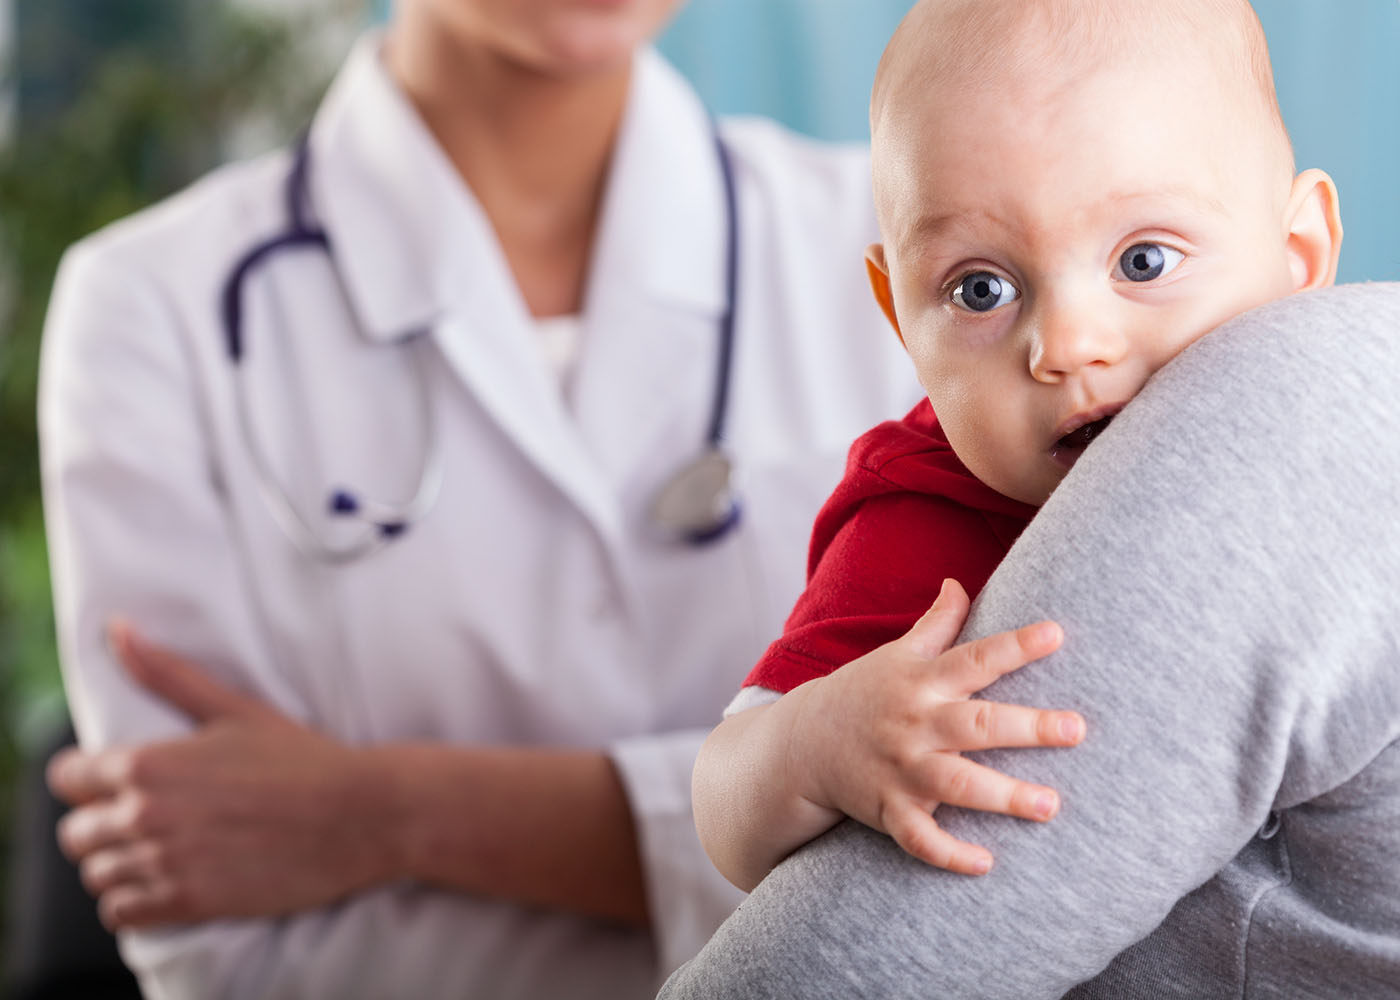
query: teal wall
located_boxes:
[657,0,1400,284]
[1253,1,1400,282]
[657,1,904,147]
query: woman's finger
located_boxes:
[933,619,1064,698]
[79,839,166,897]
[46,745,136,806]
[923,756,1061,823]
[930,699,1085,752]
[880,799,994,875]
[109,619,270,724]
[57,802,122,861]
[57,788,164,859]
[98,878,186,932]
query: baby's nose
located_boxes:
[1028,308,1129,382]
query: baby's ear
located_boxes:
[1283,169,1343,291]
[864,244,905,346]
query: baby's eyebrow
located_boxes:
[900,186,1226,250]
[901,208,1008,247]
[1098,185,1229,216]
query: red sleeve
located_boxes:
[742,401,1034,695]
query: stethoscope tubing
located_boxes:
[706,131,739,451]
[220,123,739,562]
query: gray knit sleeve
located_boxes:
[659,284,1400,999]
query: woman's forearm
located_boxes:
[361,743,650,927]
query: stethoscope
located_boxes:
[220,127,742,564]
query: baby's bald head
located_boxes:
[871,0,1293,231]
[859,0,1341,509]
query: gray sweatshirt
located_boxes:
[659,283,1400,999]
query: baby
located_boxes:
[695,0,1342,891]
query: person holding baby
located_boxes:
[665,0,1400,995]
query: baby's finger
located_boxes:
[881,800,994,875]
[931,699,1085,752]
[926,756,1061,823]
[902,579,973,660]
[934,619,1064,697]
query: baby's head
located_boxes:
[866,0,1342,505]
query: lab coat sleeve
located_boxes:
[39,238,318,746]
[610,728,748,978]
[38,239,377,1000]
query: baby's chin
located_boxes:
[982,468,1056,509]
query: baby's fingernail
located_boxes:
[973,855,993,875]
[1059,715,1083,742]
[1034,791,1058,819]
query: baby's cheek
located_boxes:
[955,314,1017,351]
[961,397,1053,506]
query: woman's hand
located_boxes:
[694,578,1084,890]
[46,623,397,930]
[788,578,1083,875]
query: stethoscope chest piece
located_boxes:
[650,446,741,545]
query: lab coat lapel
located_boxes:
[434,302,624,547]
[308,35,622,545]
[570,52,729,495]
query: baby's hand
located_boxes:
[789,578,1083,875]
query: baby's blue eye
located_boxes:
[952,272,1020,313]
[1117,243,1185,282]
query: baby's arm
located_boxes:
[694,578,1082,892]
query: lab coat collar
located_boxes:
[569,49,731,493]
[306,33,474,342]
[305,35,730,545]
[305,35,728,343]
[584,48,729,320]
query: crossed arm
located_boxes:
[49,621,648,929]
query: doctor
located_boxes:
[38,1,1078,997]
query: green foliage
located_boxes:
[0,0,351,909]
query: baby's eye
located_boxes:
[1116,243,1185,283]
[951,272,1020,313]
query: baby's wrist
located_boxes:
[772,677,844,815]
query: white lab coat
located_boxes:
[39,35,920,1000]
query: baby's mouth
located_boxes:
[1051,414,1116,469]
